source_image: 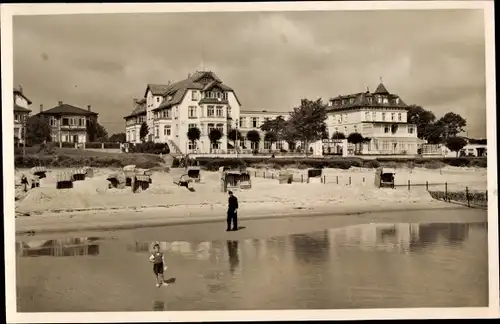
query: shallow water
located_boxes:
[16,221,488,312]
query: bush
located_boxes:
[61,142,75,148]
[103,142,120,149]
[423,160,445,169]
[470,158,487,168]
[14,152,163,169]
[86,142,103,149]
[444,158,470,167]
[363,160,380,168]
[129,142,169,154]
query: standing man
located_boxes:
[227,191,239,231]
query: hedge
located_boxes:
[128,142,170,154]
[15,153,164,169]
[191,156,487,171]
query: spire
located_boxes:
[374,78,389,94]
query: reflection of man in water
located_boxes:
[227,240,239,275]
[226,191,239,231]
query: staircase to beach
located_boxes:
[167,140,183,157]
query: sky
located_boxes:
[13,9,487,137]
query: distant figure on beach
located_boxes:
[149,243,168,287]
[226,191,239,231]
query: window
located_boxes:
[223,92,228,100]
[208,123,215,133]
[384,125,390,133]
[264,141,272,150]
[227,107,232,118]
[188,123,197,129]
[368,97,372,104]
[383,97,388,104]
[216,106,223,117]
[188,141,197,150]
[62,118,69,126]
[396,98,400,104]
[207,105,215,117]
[162,109,171,119]
[155,126,159,138]
[188,106,197,118]
[383,141,389,150]
[192,91,198,101]
[50,117,55,126]
[239,117,245,128]
[252,117,259,128]
[382,113,386,121]
[372,112,376,120]
[391,113,395,121]
[216,123,224,133]
[408,126,415,134]
[365,112,370,121]
[156,97,160,103]
[344,114,348,123]
[398,113,402,121]
[165,125,171,136]
[216,92,221,99]
[276,141,283,150]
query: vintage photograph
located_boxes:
[2,1,498,322]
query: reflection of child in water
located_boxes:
[149,243,168,287]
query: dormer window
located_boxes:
[396,98,400,104]
[167,95,173,101]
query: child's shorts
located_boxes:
[153,262,164,275]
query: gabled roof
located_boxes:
[144,84,172,97]
[124,98,147,119]
[39,104,98,116]
[374,82,389,94]
[14,104,31,113]
[13,88,32,105]
[153,71,240,111]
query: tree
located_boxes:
[109,132,126,142]
[445,136,468,157]
[227,128,243,149]
[25,115,51,145]
[424,123,444,144]
[347,132,364,154]
[331,132,346,140]
[264,131,278,150]
[139,122,149,143]
[287,98,328,155]
[87,119,108,142]
[437,112,467,139]
[187,127,201,151]
[246,129,261,151]
[407,105,436,139]
[208,128,223,152]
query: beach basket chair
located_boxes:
[56,171,74,189]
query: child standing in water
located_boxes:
[149,243,168,287]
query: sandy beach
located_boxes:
[13,165,487,234]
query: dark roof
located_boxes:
[329,84,407,111]
[13,88,32,105]
[14,104,31,113]
[153,71,240,111]
[39,104,98,116]
[144,84,171,97]
[374,83,389,94]
[124,99,147,119]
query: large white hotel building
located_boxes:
[124,71,418,155]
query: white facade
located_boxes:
[13,87,32,144]
[327,83,419,155]
[239,110,292,152]
[125,72,243,154]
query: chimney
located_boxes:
[58,101,63,106]
[188,73,191,79]
[40,104,43,112]
[87,105,91,111]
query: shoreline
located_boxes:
[15,200,472,236]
